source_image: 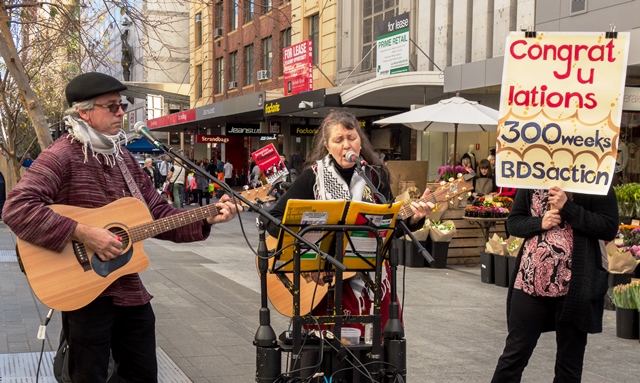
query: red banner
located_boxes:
[147,109,196,129]
[283,40,313,96]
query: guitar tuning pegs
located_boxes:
[457,196,463,200]
[449,200,454,205]
[462,187,467,191]
[467,191,472,196]
[448,177,454,182]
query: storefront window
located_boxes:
[621,111,640,182]
[420,131,447,182]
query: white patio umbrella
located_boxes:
[374,95,499,165]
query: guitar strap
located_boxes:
[116,156,149,209]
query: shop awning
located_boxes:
[341,71,445,109]
[124,138,162,153]
[146,91,267,132]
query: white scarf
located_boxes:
[64,116,127,167]
[313,154,370,202]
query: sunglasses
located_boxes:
[94,103,128,113]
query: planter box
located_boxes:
[615,307,639,340]
[494,254,509,287]
[480,252,494,284]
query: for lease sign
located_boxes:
[495,31,630,195]
[283,40,313,96]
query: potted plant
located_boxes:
[612,282,639,339]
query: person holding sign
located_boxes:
[265,111,432,333]
[491,185,618,383]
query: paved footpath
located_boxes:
[0,210,638,382]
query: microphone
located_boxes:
[345,151,367,167]
[134,122,163,149]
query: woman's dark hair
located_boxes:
[304,110,390,182]
[478,159,492,177]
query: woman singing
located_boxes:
[265,111,432,333]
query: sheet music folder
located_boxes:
[273,199,403,272]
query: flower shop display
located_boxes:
[464,196,513,218]
[613,183,640,222]
[612,282,640,339]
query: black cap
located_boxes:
[65,72,127,107]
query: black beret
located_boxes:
[65,72,127,106]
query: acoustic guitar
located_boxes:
[16,197,232,311]
[261,173,475,317]
[239,183,276,207]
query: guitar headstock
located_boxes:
[432,172,475,205]
[240,184,276,206]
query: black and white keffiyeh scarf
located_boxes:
[312,154,373,202]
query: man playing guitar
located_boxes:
[2,72,239,383]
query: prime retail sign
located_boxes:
[495,31,630,195]
[375,13,409,77]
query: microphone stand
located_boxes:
[138,135,346,383]
[353,162,428,382]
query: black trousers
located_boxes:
[62,297,157,383]
[491,289,588,383]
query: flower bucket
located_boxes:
[480,251,494,284]
[493,253,509,287]
[404,239,426,268]
[428,241,449,269]
[615,307,639,340]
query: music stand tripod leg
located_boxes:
[254,220,281,383]
[383,238,407,382]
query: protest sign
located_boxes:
[251,143,289,185]
[496,31,630,194]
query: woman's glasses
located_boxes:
[95,103,128,113]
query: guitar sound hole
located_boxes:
[107,226,130,253]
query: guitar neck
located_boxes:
[129,205,220,242]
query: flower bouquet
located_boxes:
[485,233,507,256]
[608,227,640,274]
[436,165,471,182]
[428,220,457,242]
[613,281,640,309]
[506,236,524,257]
[406,218,431,241]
